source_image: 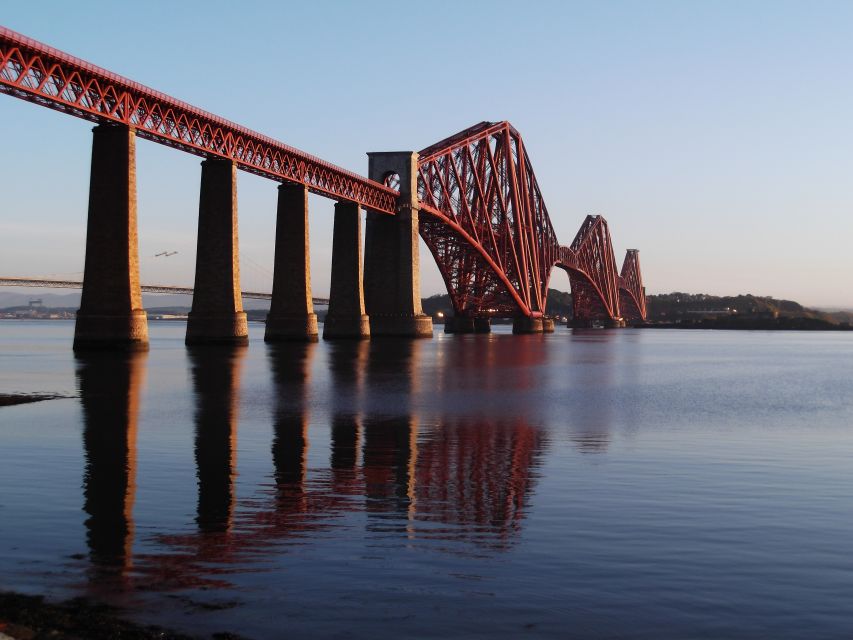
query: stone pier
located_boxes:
[265,183,318,342]
[186,159,248,345]
[74,124,148,351]
[323,201,370,339]
[364,152,432,338]
[444,316,492,334]
[512,316,543,334]
[512,316,555,334]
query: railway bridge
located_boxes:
[0,25,646,350]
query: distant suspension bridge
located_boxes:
[0,277,330,306]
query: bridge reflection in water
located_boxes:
[75,338,551,593]
[188,347,245,534]
[78,350,146,588]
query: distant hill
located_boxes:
[647,292,853,326]
[3,288,851,329]
[423,289,851,328]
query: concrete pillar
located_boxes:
[323,201,370,339]
[74,124,148,351]
[444,316,475,334]
[186,158,248,345]
[265,183,318,342]
[364,152,432,338]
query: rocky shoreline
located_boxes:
[0,591,248,640]
[0,394,68,408]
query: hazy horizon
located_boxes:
[2,288,851,313]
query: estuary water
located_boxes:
[1,321,852,639]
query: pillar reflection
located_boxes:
[268,342,315,506]
[189,346,246,533]
[77,350,147,582]
[362,340,421,522]
[327,341,367,481]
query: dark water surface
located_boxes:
[1,321,852,639]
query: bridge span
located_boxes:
[1,25,646,351]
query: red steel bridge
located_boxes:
[0,25,646,346]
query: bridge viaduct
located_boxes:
[0,26,647,351]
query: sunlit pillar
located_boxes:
[265,183,319,342]
[363,152,432,338]
[74,124,148,351]
[186,158,248,345]
[323,201,370,339]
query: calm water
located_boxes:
[1,321,852,639]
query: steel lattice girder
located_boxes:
[555,215,622,323]
[0,24,647,319]
[418,122,631,323]
[0,26,397,213]
[618,250,647,322]
[418,122,559,317]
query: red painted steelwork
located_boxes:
[0,26,397,213]
[418,122,559,317]
[0,27,647,322]
[619,249,647,323]
[555,215,622,325]
[418,122,632,324]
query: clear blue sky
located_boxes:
[2,0,852,306]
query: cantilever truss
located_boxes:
[0,26,397,213]
[554,215,622,325]
[618,250,647,323]
[0,24,647,323]
[417,122,559,317]
[417,122,643,324]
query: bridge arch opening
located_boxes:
[546,265,573,325]
[552,263,620,328]
[382,172,401,192]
